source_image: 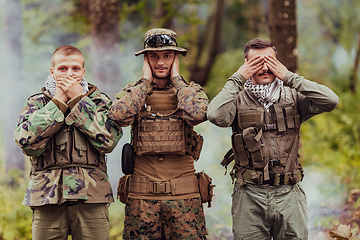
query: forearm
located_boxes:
[284,71,339,120]
[108,78,150,127]
[207,72,244,127]
[173,76,209,125]
[66,94,122,154]
[14,100,65,156]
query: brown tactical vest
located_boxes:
[222,87,303,186]
[30,125,107,173]
[132,87,202,160]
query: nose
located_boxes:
[157,57,165,66]
[262,62,269,71]
[66,68,74,76]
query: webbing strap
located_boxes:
[274,104,286,132]
[284,107,295,129]
[141,122,182,132]
[139,134,183,142]
[242,169,302,186]
[221,148,234,167]
[284,136,299,172]
[128,175,198,195]
[171,175,199,195]
[137,144,183,153]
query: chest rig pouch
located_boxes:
[30,124,107,173]
[222,88,302,186]
[132,88,203,160]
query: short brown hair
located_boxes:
[51,45,84,67]
[243,38,277,59]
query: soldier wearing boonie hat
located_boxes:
[109,28,211,239]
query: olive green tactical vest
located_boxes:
[228,87,302,186]
[132,87,202,160]
[30,125,107,173]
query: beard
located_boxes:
[152,67,171,79]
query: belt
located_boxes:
[242,169,303,186]
[129,175,199,195]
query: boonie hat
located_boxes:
[135,28,187,57]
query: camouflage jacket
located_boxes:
[14,84,122,206]
[108,76,209,127]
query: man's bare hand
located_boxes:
[236,55,264,80]
[264,55,288,80]
[142,53,154,82]
[171,53,180,80]
[56,75,83,100]
[54,86,68,103]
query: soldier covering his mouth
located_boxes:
[14,45,122,239]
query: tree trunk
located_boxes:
[350,32,360,94]
[156,0,173,29]
[188,0,224,86]
[268,0,297,73]
[4,0,25,171]
[85,0,121,96]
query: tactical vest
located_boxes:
[30,125,107,173]
[222,87,303,186]
[132,87,203,160]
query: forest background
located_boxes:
[1,0,360,239]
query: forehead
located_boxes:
[247,47,276,58]
[148,50,175,56]
[53,54,84,67]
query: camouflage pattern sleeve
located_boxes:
[14,94,65,157]
[108,78,151,127]
[172,76,209,126]
[66,88,122,154]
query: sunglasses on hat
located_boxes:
[144,34,178,48]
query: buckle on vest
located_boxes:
[262,124,276,131]
[151,181,170,194]
[269,159,282,167]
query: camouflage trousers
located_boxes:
[123,198,208,240]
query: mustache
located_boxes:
[155,66,168,70]
[258,71,273,76]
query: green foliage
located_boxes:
[316,0,360,53]
[0,159,126,239]
[109,201,125,239]
[204,49,243,100]
[300,87,360,192]
[22,0,88,45]
[0,164,32,240]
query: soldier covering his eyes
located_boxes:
[207,38,339,240]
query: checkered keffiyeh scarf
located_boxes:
[45,75,89,97]
[244,78,283,109]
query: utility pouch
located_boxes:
[117,174,131,204]
[232,133,249,167]
[121,143,134,175]
[195,171,215,208]
[243,127,266,169]
[192,134,204,161]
